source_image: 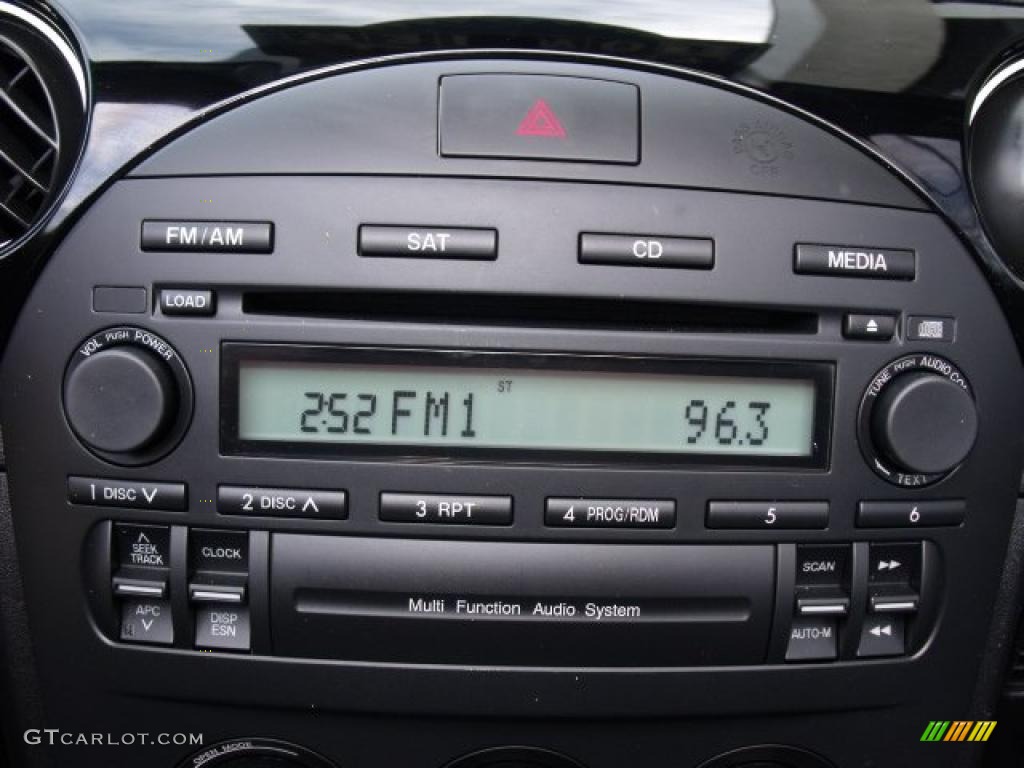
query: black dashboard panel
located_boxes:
[1,4,1024,768]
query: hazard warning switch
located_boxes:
[516,99,567,138]
[439,73,639,164]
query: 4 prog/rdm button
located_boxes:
[794,244,916,280]
[141,220,273,253]
[707,501,829,530]
[359,225,497,260]
[380,493,512,526]
[546,498,675,529]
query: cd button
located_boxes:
[579,233,713,269]
[380,493,512,526]
[546,498,675,529]
[706,501,828,530]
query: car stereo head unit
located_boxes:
[221,345,833,467]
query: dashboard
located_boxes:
[1,2,1024,768]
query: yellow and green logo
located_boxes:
[921,721,997,742]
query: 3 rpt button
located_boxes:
[380,493,512,525]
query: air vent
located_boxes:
[0,2,86,254]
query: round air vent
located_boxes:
[0,2,86,255]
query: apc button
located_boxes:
[159,289,215,316]
[795,244,915,280]
[785,617,837,661]
[120,598,173,645]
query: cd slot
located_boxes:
[271,536,776,667]
[242,290,818,334]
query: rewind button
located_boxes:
[857,616,906,658]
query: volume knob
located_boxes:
[64,328,192,463]
[861,355,977,485]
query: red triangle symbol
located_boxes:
[516,99,567,138]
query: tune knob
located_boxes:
[64,327,192,464]
[860,355,977,486]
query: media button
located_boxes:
[546,498,675,529]
[218,486,347,519]
[579,234,713,269]
[706,501,828,530]
[794,244,915,280]
[359,225,497,260]
[380,493,512,526]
